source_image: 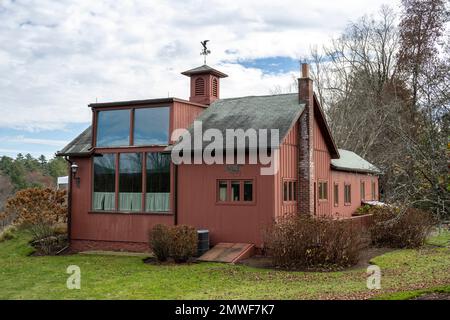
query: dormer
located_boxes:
[181,65,228,105]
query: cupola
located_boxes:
[181,65,228,105]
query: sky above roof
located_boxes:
[0,0,398,159]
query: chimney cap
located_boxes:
[301,63,310,78]
[181,64,228,78]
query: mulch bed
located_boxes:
[238,246,395,272]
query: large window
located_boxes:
[146,153,170,212]
[96,110,130,147]
[95,107,170,147]
[92,152,171,213]
[93,154,116,211]
[134,107,170,145]
[119,153,142,212]
[318,181,328,200]
[217,180,254,204]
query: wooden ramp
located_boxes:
[197,243,255,263]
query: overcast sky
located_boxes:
[0,0,398,159]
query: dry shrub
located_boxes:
[149,224,171,262]
[149,224,197,263]
[369,206,435,248]
[264,215,364,269]
[5,188,67,226]
[169,225,197,263]
[4,188,68,255]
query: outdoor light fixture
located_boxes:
[71,163,80,188]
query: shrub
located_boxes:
[169,225,197,263]
[369,207,435,248]
[5,188,67,226]
[148,224,197,263]
[0,225,16,242]
[264,215,364,269]
[149,224,171,262]
[355,204,372,216]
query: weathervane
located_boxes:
[200,40,210,64]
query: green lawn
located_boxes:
[0,230,449,300]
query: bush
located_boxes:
[264,215,364,269]
[369,207,435,248]
[149,224,171,262]
[0,225,16,242]
[5,188,67,226]
[169,225,197,263]
[148,224,197,263]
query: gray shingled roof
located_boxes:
[331,149,381,174]
[172,93,305,151]
[56,126,92,156]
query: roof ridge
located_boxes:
[215,92,297,102]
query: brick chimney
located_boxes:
[181,65,228,105]
[297,63,315,215]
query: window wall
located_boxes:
[92,152,171,213]
[93,154,116,211]
[95,106,170,147]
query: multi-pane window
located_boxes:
[96,110,131,147]
[334,183,339,206]
[134,107,170,146]
[93,154,116,211]
[146,153,170,212]
[371,181,376,200]
[92,152,171,213]
[283,180,297,202]
[360,181,365,201]
[318,181,328,200]
[119,153,142,212]
[217,180,254,203]
[96,107,170,147]
[344,184,351,204]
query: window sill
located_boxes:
[215,201,256,206]
[344,203,351,206]
[89,211,173,216]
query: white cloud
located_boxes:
[0,136,69,146]
[0,0,398,132]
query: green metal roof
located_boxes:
[331,149,381,174]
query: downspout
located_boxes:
[64,156,73,242]
[174,164,178,225]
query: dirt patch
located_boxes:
[238,246,395,272]
[413,292,450,300]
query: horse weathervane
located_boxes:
[200,40,211,64]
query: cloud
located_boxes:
[0,136,69,147]
[0,0,398,133]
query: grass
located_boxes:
[0,229,449,299]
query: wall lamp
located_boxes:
[71,163,80,188]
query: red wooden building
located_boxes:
[57,63,380,252]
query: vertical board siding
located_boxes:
[313,116,331,217]
[171,101,206,142]
[331,170,379,217]
[177,160,275,246]
[277,125,298,216]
